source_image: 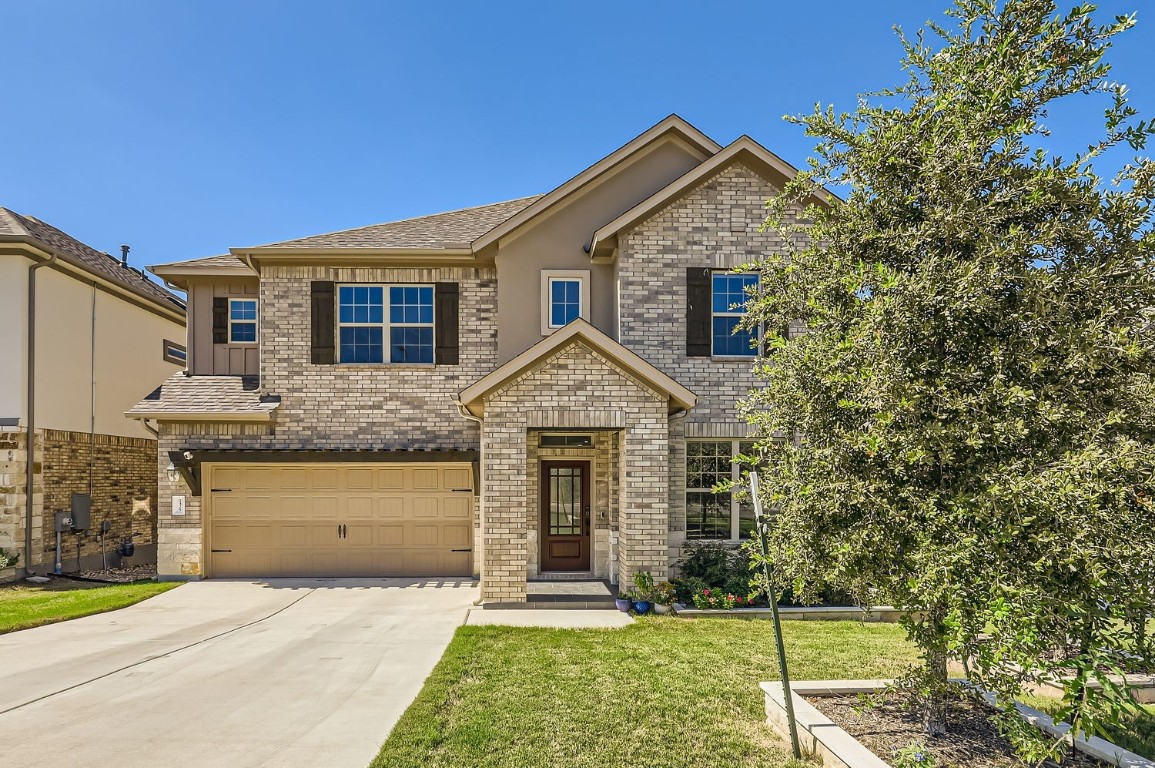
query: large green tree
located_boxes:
[743,0,1155,756]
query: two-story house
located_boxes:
[0,209,187,578]
[130,115,826,602]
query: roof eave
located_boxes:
[124,410,275,423]
[0,236,187,321]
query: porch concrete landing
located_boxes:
[482,580,616,610]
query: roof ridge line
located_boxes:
[243,194,543,249]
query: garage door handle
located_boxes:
[211,488,232,493]
[210,549,232,553]
[451,488,472,493]
[451,548,472,553]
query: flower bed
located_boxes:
[761,680,1152,768]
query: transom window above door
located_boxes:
[337,285,434,364]
[711,273,759,357]
[539,270,590,334]
[229,299,258,343]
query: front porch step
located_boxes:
[530,571,596,581]
[489,578,617,610]
[484,598,617,611]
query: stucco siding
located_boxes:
[494,137,706,363]
[0,256,28,422]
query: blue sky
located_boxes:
[3,1,1152,272]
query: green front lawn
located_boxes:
[372,618,920,768]
[0,579,180,634]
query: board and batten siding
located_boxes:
[187,277,259,376]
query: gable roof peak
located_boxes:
[468,115,723,252]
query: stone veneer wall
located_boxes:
[0,427,156,579]
[617,162,809,551]
[481,341,669,602]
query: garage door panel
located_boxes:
[413,498,439,519]
[443,497,471,519]
[347,468,374,490]
[377,497,404,519]
[443,467,472,490]
[207,463,473,578]
[310,496,338,519]
[444,524,471,548]
[411,468,440,490]
[281,468,309,490]
[281,495,311,519]
[347,497,373,519]
[378,525,404,547]
[311,468,339,490]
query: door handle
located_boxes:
[583,506,590,536]
[341,524,347,539]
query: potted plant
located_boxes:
[651,581,677,615]
[631,571,654,615]
[615,593,633,612]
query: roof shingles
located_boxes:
[249,196,541,250]
[128,374,280,416]
[0,208,185,313]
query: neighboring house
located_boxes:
[131,115,827,602]
[0,209,187,578]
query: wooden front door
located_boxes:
[540,460,591,572]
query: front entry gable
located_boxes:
[456,319,696,418]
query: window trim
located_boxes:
[539,269,590,335]
[228,298,259,345]
[335,283,436,365]
[162,339,187,366]
[710,272,760,359]
[685,439,754,541]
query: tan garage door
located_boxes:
[206,463,474,578]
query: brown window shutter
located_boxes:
[212,297,228,344]
[686,267,712,357]
[311,281,335,364]
[435,282,459,365]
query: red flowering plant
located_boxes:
[691,588,749,610]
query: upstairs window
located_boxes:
[711,273,759,357]
[338,285,434,364]
[539,270,590,335]
[229,299,258,343]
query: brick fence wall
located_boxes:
[0,427,157,578]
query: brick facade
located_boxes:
[616,162,807,552]
[480,341,668,602]
[0,427,156,580]
[150,158,804,596]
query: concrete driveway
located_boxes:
[0,578,477,768]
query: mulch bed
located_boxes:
[67,564,157,583]
[818,693,1105,767]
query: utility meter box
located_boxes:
[70,493,91,531]
[54,511,71,532]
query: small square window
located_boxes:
[549,278,581,328]
[229,299,258,344]
[540,270,589,335]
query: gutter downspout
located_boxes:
[25,251,58,575]
[453,400,485,606]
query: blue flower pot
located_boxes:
[633,600,651,615]
[615,598,632,612]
